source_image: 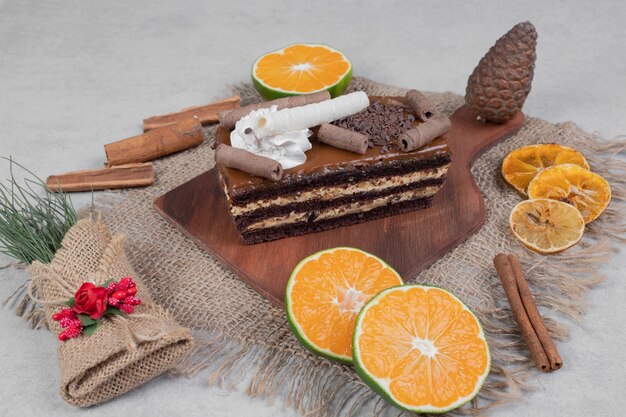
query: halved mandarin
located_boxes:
[502,144,589,195]
[509,198,585,254]
[285,247,402,363]
[353,285,490,413]
[527,164,611,223]
[252,44,352,99]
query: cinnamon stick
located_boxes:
[105,118,204,166]
[398,114,451,152]
[317,124,369,154]
[508,255,563,370]
[143,95,240,131]
[46,163,155,192]
[218,91,331,129]
[493,254,562,371]
[405,89,437,121]
[215,144,283,181]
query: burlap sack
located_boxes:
[92,77,624,415]
[27,219,194,407]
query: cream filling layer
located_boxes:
[244,186,440,231]
[230,164,449,216]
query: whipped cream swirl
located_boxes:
[230,106,311,170]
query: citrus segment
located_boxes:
[501,144,589,195]
[527,164,611,223]
[353,285,490,413]
[252,44,352,99]
[509,198,585,254]
[286,247,402,362]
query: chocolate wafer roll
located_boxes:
[406,89,437,121]
[218,91,331,129]
[215,144,283,181]
[398,115,451,152]
[317,123,368,154]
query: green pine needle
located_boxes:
[0,157,77,264]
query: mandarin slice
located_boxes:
[502,144,589,195]
[509,198,585,254]
[353,285,490,413]
[286,247,402,363]
[527,164,611,223]
[252,44,352,99]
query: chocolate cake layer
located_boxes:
[229,164,449,216]
[240,196,434,244]
[219,141,450,205]
[233,177,445,229]
[241,185,441,232]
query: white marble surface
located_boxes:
[0,1,625,416]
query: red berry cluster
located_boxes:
[105,277,141,314]
[52,308,83,341]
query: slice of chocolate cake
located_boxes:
[216,96,451,244]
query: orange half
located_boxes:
[353,285,490,413]
[252,44,352,99]
[285,247,402,363]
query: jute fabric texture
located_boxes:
[51,77,623,414]
[27,220,194,407]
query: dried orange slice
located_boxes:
[527,164,611,223]
[286,247,402,363]
[252,44,352,99]
[509,198,585,253]
[502,144,589,195]
[353,285,490,413]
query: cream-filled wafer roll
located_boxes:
[398,115,451,152]
[317,123,368,154]
[405,89,437,121]
[255,92,369,137]
[215,144,283,181]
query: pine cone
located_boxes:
[465,21,538,123]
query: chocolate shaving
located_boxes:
[405,89,437,121]
[215,144,283,181]
[317,123,368,155]
[398,115,451,152]
[218,91,331,129]
[332,100,415,150]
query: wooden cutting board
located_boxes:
[154,106,524,308]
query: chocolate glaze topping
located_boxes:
[217,96,451,197]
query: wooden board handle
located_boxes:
[450,106,525,168]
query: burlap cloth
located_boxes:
[95,77,624,415]
[27,220,194,407]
